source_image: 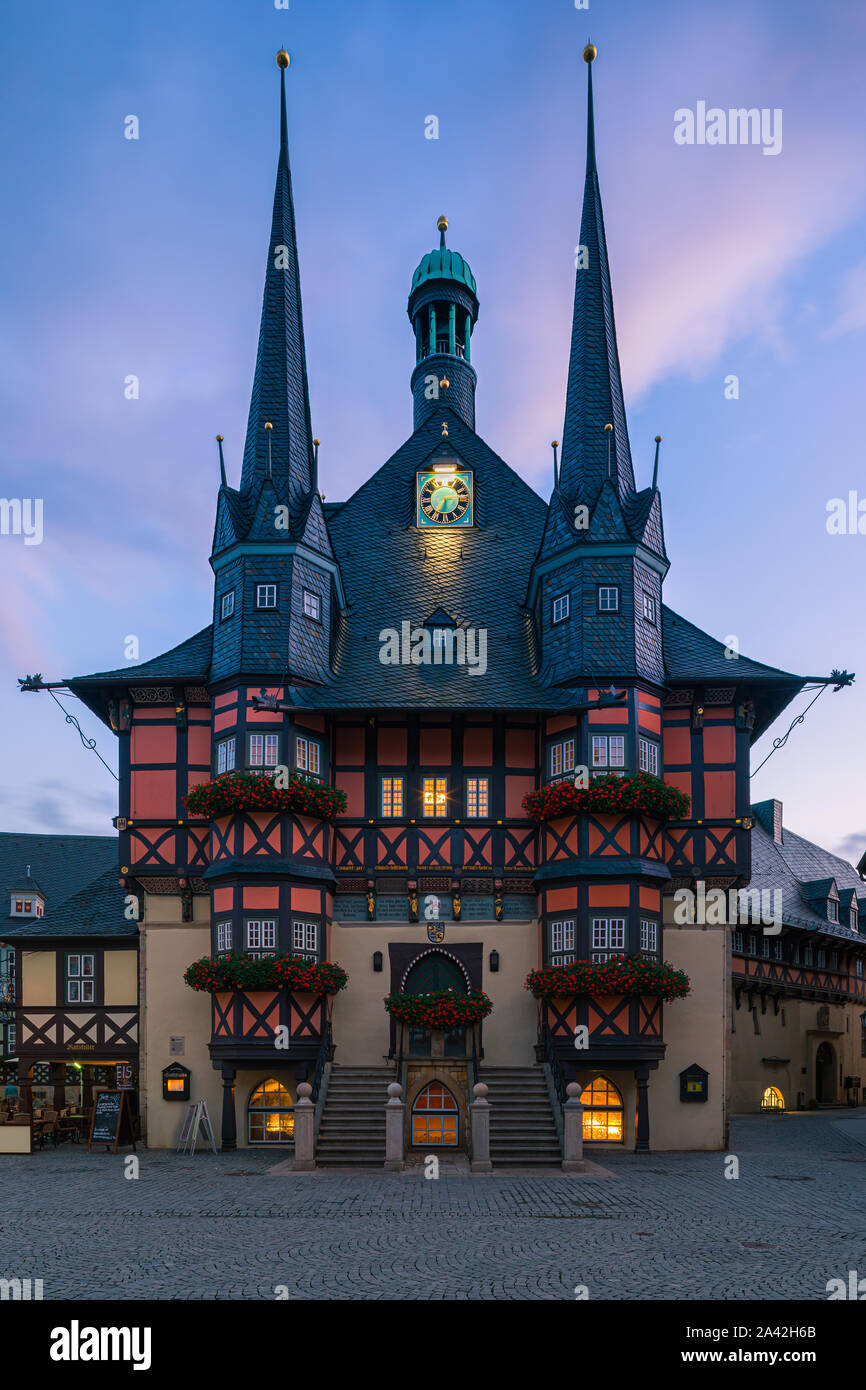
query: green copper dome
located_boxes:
[410,218,477,298]
[411,247,477,296]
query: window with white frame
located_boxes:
[639,919,658,955]
[303,589,320,621]
[220,590,235,621]
[296,735,321,777]
[552,593,570,624]
[732,930,744,953]
[642,592,656,624]
[761,936,771,959]
[256,583,277,609]
[803,945,813,965]
[431,628,452,650]
[293,920,318,957]
[249,733,280,768]
[66,954,95,1004]
[550,738,576,779]
[6,1024,15,1054]
[772,939,782,960]
[381,777,404,817]
[466,777,489,818]
[590,918,626,962]
[217,737,236,775]
[817,948,826,968]
[856,958,864,978]
[591,735,625,773]
[246,920,276,954]
[598,586,619,612]
[638,737,659,776]
[550,919,575,966]
[216,922,233,954]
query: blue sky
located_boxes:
[1,0,865,859]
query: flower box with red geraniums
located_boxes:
[184,952,348,995]
[183,771,347,822]
[525,956,690,1003]
[522,772,690,824]
[384,989,493,1029]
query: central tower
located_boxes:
[408,216,480,431]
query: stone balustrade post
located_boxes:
[470,1081,492,1173]
[292,1081,315,1171]
[384,1081,405,1171]
[562,1081,585,1172]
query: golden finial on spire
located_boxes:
[442,420,449,437]
[264,421,273,431]
[437,216,448,233]
[655,435,662,444]
[276,49,290,69]
[440,377,450,391]
[583,42,597,63]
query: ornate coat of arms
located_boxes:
[426,921,445,943]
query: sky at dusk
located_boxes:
[1,0,865,861]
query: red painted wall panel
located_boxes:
[463,726,493,765]
[378,726,407,764]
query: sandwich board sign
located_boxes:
[88,1089,136,1153]
[176,1099,217,1155]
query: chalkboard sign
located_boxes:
[88,1089,136,1152]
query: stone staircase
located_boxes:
[479,1066,563,1167]
[314,1065,392,1167]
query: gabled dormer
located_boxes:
[9,871,45,919]
[801,878,841,925]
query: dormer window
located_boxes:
[9,883,46,918]
[852,907,859,931]
[828,900,839,923]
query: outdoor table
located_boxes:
[58,1115,85,1144]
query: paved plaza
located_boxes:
[1,1111,865,1300]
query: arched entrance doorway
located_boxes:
[402,951,469,1059]
[815,1042,835,1104]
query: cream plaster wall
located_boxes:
[329,918,539,1067]
[104,950,138,1006]
[20,950,56,1005]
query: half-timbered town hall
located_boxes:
[51,48,865,1157]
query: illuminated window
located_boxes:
[66,954,95,1004]
[466,777,489,818]
[411,1082,458,1146]
[550,919,575,966]
[249,733,280,767]
[550,739,575,778]
[217,737,236,775]
[597,586,619,612]
[246,920,276,953]
[381,777,404,817]
[292,921,318,957]
[422,777,448,818]
[638,737,659,776]
[248,1078,294,1143]
[256,583,277,609]
[552,593,570,624]
[220,590,234,621]
[581,1077,624,1142]
[590,918,626,962]
[303,589,320,621]
[216,922,232,954]
[761,1086,784,1111]
[592,735,625,772]
[296,736,321,777]
[14,899,22,913]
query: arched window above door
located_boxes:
[411,1082,459,1146]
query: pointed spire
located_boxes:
[239,49,315,507]
[216,434,227,487]
[559,44,635,505]
[651,434,662,490]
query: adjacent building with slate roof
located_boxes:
[39,47,859,1155]
[0,833,139,1115]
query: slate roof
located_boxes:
[748,809,866,944]
[560,57,634,506]
[0,834,133,942]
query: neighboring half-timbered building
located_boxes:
[0,833,139,1115]
[57,49,860,1156]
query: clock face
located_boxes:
[417,467,473,527]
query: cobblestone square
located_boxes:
[1,1111,865,1300]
